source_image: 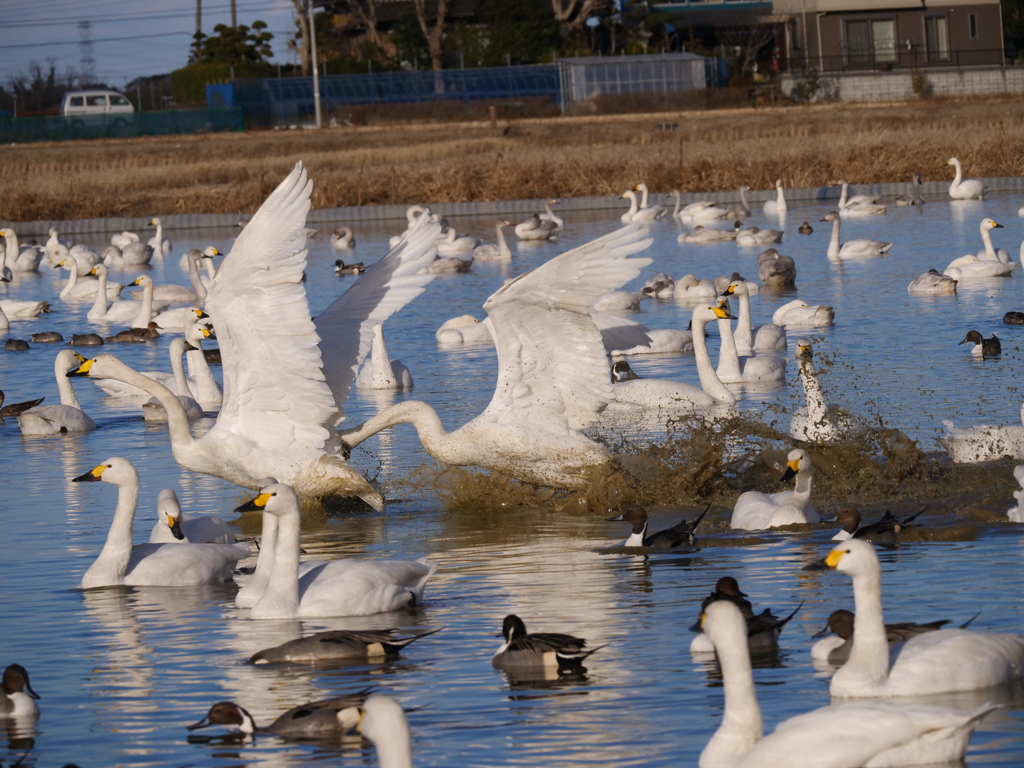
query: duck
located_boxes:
[0,665,39,719]
[434,314,493,344]
[17,350,95,435]
[609,360,720,410]
[757,249,796,287]
[330,226,356,250]
[335,259,366,275]
[29,331,61,343]
[830,507,923,544]
[895,172,926,206]
[106,322,160,343]
[720,281,785,355]
[678,224,739,244]
[492,615,603,671]
[697,599,995,768]
[641,271,676,298]
[730,449,819,530]
[435,227,480,257]
[947,157,986,199]
[798,221,813,235]
[908,269,957,294]
[735,226,783,247]
[188,691,372,739]
[0,229,43,273]
[837,179,887,216]
[235,482,437,618]
[939,402,1024,463]
[5,339,29,351]
[423,254,472,274]
[69,333,104,346]
[1004,311,1024,325]
[352,695,413,768]
[88,273,171,327]
[140,338,204,422]
[673,274,717,301]
[515,213,559,241]
[147,218,171,255]
[820,212,893,259]
[339,223,656,489]
[809,539,1024,697]
[690,577,801,654]
[714,301,787,384]
[762,179,787,215]
[772,300,834,328]
[74,458,249,588]
[102,242,154,267]
[1009,465,1024,522]
[249,627,441,664]
[790,338,858,444]
[110,230,140,249]
[0,391,44,418]
[959,330,1000,357]
[472,221,513,261]
[149,488,235,544]
[57,257,123,301]
[356,323,413,391]
[606,504,707,548]
[633,183,667,220]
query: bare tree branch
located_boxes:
[289,0,310,76]
[412,0,449,71]
[347,0,381,51]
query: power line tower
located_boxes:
[78,21,96,86]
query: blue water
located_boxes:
[2,193,1024,766]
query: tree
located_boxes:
[412,0,449,71]
[289,0,311,75]
[348,0,382,52]
[550,0,603,35]
[197,21,274,65]
[716,12,780,81]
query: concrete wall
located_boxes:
[781,64,1024,101]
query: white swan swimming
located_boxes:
[761,179,787,215]
[790,339,858,444]
[356,323,413,391]
[435,314,493,344]
[74,457,249,588]
[88,273,171,327]
[151,305,207,334]
[735,226,783,247]
[772,300,834,328]
[339,223,655,489]
[183,321,222,406]
[757,249,796,287]
[633,183,666,220]
[435,227,480,257]
[539,198,564,227]
[697,599,995,768]
[943,255,1016,280]
[57,257,122,301]
[720,281,785,355]
[837,180,887,216]
[642,271,676,298]
[907,269,957,294]
[946,157,986,200]
[820,212,892,259]
[102,242,154,267]
[715,302,786,384]
[0,293,49,321]
[472,221,513,261]
[17,350,95,436]
[148,218,172,255]
[813,539,1024,697]
[938,402,1024,463]
[620,190,663,224]
[610,360,719,411]
[971,218,1010,262]
[673,274,717,301]
[140,337,204,422]
[148,488,236,544]
[236,482,437,618]
[515,213,559,241]
[0,229,43,273]
[330,226,355,250]
[730,449,819,530]
[110,230,140,249]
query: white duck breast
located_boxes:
[938,402,1024,463]
[149,489,236,544]
[821,212,893,259]
[730,449,819,530]
[17,350,96,436]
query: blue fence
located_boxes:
[0,109,243,143]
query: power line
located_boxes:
[0,31,192,51]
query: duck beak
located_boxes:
[810,621,833,639]
[67,358,94,377]
[186,714,212,731]
[73,464,106,483]
[606,513,625,522]
[235,492,272,513]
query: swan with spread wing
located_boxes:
[340,223,653,488]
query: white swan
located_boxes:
[757,249,796,287]
[57,257,122,301]
[971,218,1010,262]
[389,205,427,248]
[52,241,101,271]
[356,323,413,391]
[110,230,140,249]
[715,302,787,383]
[761,179,787,215]
[634,183,666,220]
[539,199,563,227]
[908,269,957,294]
[148,218,172,255]
[152,305,207,334]
[331,226,355,250]
[594,290,641,311]
[236,482,437,618]
[947,157,986,200]
[697,599,995,768]
[74,457,249,588]
[944,256,1016,279]
[515,213,558,241]
[340,223,656,488]
[353,695,412,768]
[435,227,480,257]
[1009,465,1024,522]
[102,242,154,267]
[732,185,752,218]
[790,339,858,444]
[87,273,170,326]
[177,244,220,274]
[772,300,834,328]
[595,311,695,355]
[821,212,893,259]
[435,314,493,344]
[130,279,197,305]
[472,221,513,261]
[673,274,717,301]
[183,321,222,406]
[141,337,204,422]
[730,449,819,529]
[17,350,95,435]
[938,402,1024,463]
[682,304,738,405]
[814,539,1024,697]
[721,281,785,355]
[0,294,49,320]
[735,226,783,247]
[149,488,236,544]
[0,229,43,273]
[610,360,719,411]
[679,224,739,244]
[837,180,887,216]
[642,272,676,298]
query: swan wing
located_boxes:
[590,309,654,353]
[479,223,653,431]
[314,214,441,417]
[205,162,336,451]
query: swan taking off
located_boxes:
[790,339,859,444]
[340,223,654,489]
[946,157,986,200]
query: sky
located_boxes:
[0,0,301,88]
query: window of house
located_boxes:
[844,18,896,65]
[925,15,950,60]
[969,13,978,39]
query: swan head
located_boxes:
[981,218,1003,231]
[621,190,637,201]
[184,321,214,347]
[72,456,138,487]
[611,360,640,383]
[721,280,750,299]
[133,275,152,288]
[149,218,161,226]
[739,185,750,192]
[794,338,814,360]
[693,303,736,326]
[203,246,220,257]
[780,448,811,482]
[809,538,880,579]
[699,599,747,650]
[354,695,411,756]
[234,482,299,517]
[820,211,840,222]
[2,664,39,701]
[633,183,647,193]
[775,179,783,188]
[946,157,959,166]
[188,702,257,734]
[157,489,185,540]
[812,609,855,640]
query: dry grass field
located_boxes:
[3,95,1024,221]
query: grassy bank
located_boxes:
[3,95,1024,221]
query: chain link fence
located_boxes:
[0,109,243,143]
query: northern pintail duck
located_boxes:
[188,690,372,738]
[0,664,39,718]
[250,628,442,664]
[606,504,708,549]
[0,392,44,418]
[810,609,973,666]
[492,615,604,671]
[334,259,365,275]
[831,507,924,544]
[960,330,1001,357]
[690,577,802,654]
[29,331,62,343]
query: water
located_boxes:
[2,195,1024,766]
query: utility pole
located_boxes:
[231,0,237,27]
[309,0,321,128]
[195,0,201,37]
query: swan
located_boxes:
[0,229,43,272]
[642,271,676,297]
[149,488,235,544]
[908,269,957,294]
[151,305,207,334]
[48,241,100,271]
[697,599,995,768]
[17,350,95,435]
[110,230,140,249]
[435,227,480,257]
[713,272,759,295]
[339,223,656,489]
[594,290,641,311]
[679,224,739,244]
[735,226,783,247]
[515,213,558,241]
[102,242,154,267]
[236,482,437,618]
[757,249,796,287]
[74,457,249,588]
[812,609,955,666]
[435,314,492,344]
[492,615,603,670]
[679,200,732,223]
[715,302,787,383]
[947,157,986,200]
[73,164,441,506]
[970,218,1010,262]
[721,281,785,355]
[938,402,1024,463]
[895,172,925,206]
[620,190,664,223]
[959,329,1000,357]
[772,300,835,328]
[87,273,170,326]
[731,185,752,218]
[610,360,720,411]
[730,449,819,529]
[0,294,49,320]
[634,183,666,220]
[539,198,563,227]
[178,244,220,275]
[147,218,171,255]
[356,323,413,391]
[790,339,859,443]
[140,337,204,422]
[761,179,787,215]
[838,180,887,216]
[596,311,696,355]
[820,212,893,259]
[1009,465,1024,522]
[674,274,717,300]
[944,255,1016,279]
[811,539,1024,697]
[331,226,355,250]
[472,221,513,261]
[352,695,412,768]
[389,205,427,248]
[57,257,122,301]
[183,321,222,406]
[606,504,706,549]
[0,664,39,719]
[423,254,472,274]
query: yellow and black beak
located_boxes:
[193,309,209,319]
[235,492,273,513]
[712,305,737,321]
[797,344,812,358]
[132,277,143,286]
[780,458,801,482]
[993,221,1004,229]
[90,267,99,275]
[201,327,216,340]
[67,358,95,378]
[805,547,845,571]
[721,285,736,296]
[54,260,65,269]
[72,464,107,483]
[168,515,185,540]
[688,610,708,633]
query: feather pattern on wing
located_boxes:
[508,632,589,654]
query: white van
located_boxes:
[61,90,135,117]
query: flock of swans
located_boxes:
[4,157,1024,767]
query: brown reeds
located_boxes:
[3,95,1024,221]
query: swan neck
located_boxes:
[625,192,638,216]
[639,186,649,208]
[981,225,996,259]
[839,182,848,207]
[111,362,196,448]
[738,187,749,209]
[672,191,681,217]
[715,317,742,380]
[56,356,83,410]
[734,294,753,352]
[90,269,108,315]
[256,507,300,615]
[370,327,395,387]
[187,256,208,302]
[496,223,511,257]
[701,623,763,766]
[134,282,154,327]
[952,160,963,185]
[345,401,457,460]
[691,316,735,404]
[236,512,277,607]
[776,184,786,209]
[170,344,191,396]
[798,360,827,422]
[186,348,217,393]
[84,474,139,585]
[837,562,890,689]
[828,218,841,257]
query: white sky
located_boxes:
[0,0,301,88]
